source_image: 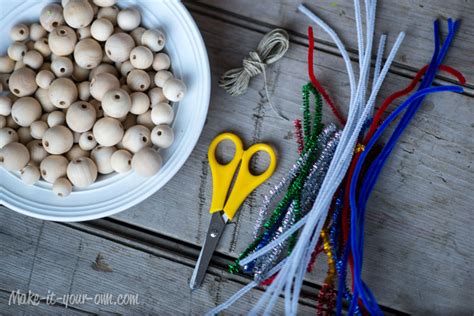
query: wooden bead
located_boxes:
[66,101,97,132]
[51,56,74,77]
[7,42,27,61]
[131,147,162,177]
[42,125,74,154]
[77,26,91,40]
[27,140,48,165]
[35,88,55,113]
[22,50,44,70]
[73,131,81,143]
[20,164,41,185]
[53,177,73,197]
[163,78,186,102]
[25,40,35,51]
[110,149,132,173]
[119,60,134,77]
[49,26,77,56]
[48,78,78,108]
[117,8,141,31]
[0,128,19,148]
[6,116,19,129]
[90,99,103,117]
[0,96,12,116]
[66,144,89,160]
[130,92,150,115]
[34,38,51,58]
[154,70,173,88]
[127,69,150,92]
[89,63,119,81]
[152,53,170,71]
[11,97,42,127]
[90,145,115,174]
[97,6,119,26]
[93,117,123,146]
[122,125,151,153]
[30,121,49,139]
[14,60,26,71]
[102,88,131,118]
[141,29,166,52]
[151,102,174,125]
[67,156,97,187]
[40,155,68,183]
[130,27,146,45]
[136,110,154,130]
[93,0,118,7]
[77,81,91,101]
[36,70,55,89]
[10,23,29,41]
[74,38,103,69]
[105,33,135,63]
[64,0,94,29]
[17,127,33,144]
[47,111,66,127]
[89,72,120,101]
[0,116,5,129]
[151,124,174,148]
[148,87,167,105]
[91,18,114,42]
[40,3,65,32]
[0,56,15,73]
[72,63,90,82]
[30,23,47,41]
[79,131,97,150]
[0,142,30,171]
[130,46,153,69]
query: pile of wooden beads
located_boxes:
[0,0,187,197]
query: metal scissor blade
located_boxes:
[189,212,227,290]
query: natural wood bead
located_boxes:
[130,92,150,115]
[27,140,48,165]
[0,116,5,129]
[73,131,81,143]
[130,46,153,69]
[64,0,94,29]
[40,3,65,32]
[35,88,55,113]
[0,56,15,73]
[131,147,162,177]
[30,121,49,139]
[136,110,154,130]
[151,124,174,148]
[117,8,141,31]
[154,70,173,88]
[48,78,78,109]
[90,99,103,117]
[10,23,29,42]
[7,42,27,61]
[30,23,47,41]
[89,63,119,81]
[77,26,91,40]
[130,27,146,45]
[66,144,89,160]
[152,53,170,71]
[47,111,66,127]
[97,6,119,25]
[93,117,123,146]
[122,125,151,153]
[102,88,131,118]
[53,177,73,197]
[34,38,51,58]
[77,81,91,101]
[11,97,42,127]
[163,78,186,102]
[36,70,55,89]
[151,102,174,125]
[110,149,132,173]
[17,127,33,144]
[67,156,97,187]
[6,116,19,129]
[89,72,120,101]
[40,155,68,183]
[0,142,30,171]
[79,131,97,150]
[72,63,90,82]
[119,60,134,77]
[148,87,166,106]
[90,145,115,174]
[40,113,49,122]
[93,0,118,7]
[25,40,35,51]
[127,69,150,92]
[65,101,97,133]
[74,38,103,69]
[105,33,134,63]
[42,125,74,154]
[0,128,19,148]
[51,56,74,77]
[91,18,114,42]
[20,164,41,185]
[49,26,77,56]
[141,29,166,52]
[22,50,44,70]
[0,74,10,92]
[0,96,12,116]
[14,60,26,71]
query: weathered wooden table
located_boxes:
[2,0,473,314]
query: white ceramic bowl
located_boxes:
[0,0,210,221]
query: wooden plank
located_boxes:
[188,0,474,86]
[0,209,317,315]
[104,10,474,314]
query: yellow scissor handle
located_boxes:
[208,133,245,214]
[223,143,277,220]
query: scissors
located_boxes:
[189,132,277,290]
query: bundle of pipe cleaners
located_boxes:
[209,1,465,315]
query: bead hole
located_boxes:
[114,94,120,100]
[52,22,58,27]
[60,68,65,73]
[59,101,66,106]
[141,136,147,143]
[13,88,20,94]
[44,141,49,147]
